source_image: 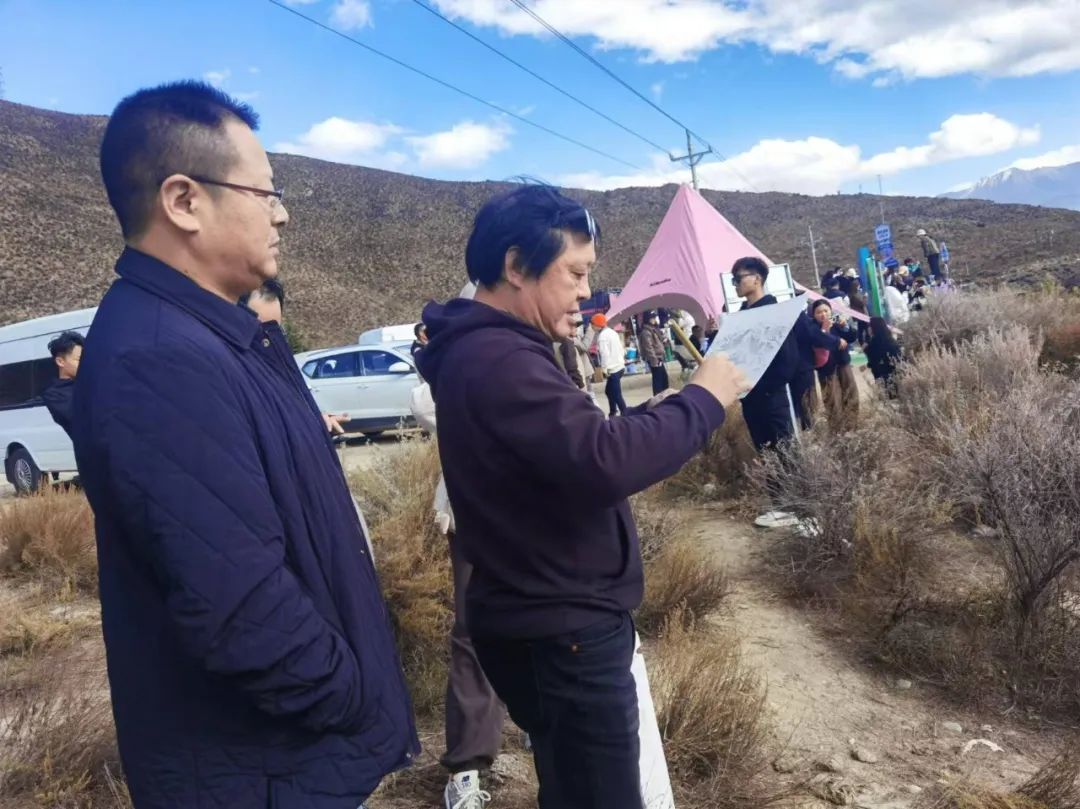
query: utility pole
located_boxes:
[807,222,820,289]
[877,174,885,223]
[669,128,712,189]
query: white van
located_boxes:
[0,307,96,493]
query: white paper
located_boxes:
[704,296,805,389]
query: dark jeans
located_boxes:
[474,613,642,809]
[649,363,669,396]
[741,384,796,452]
[443,534,505,773]
[789,368,816,431]
[605,370,628,416]
[928,253,942,281]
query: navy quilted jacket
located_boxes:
[72,248,418,809]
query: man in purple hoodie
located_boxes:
[415,184,748,809]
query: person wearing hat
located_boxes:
[917,228,942,283]
[593,312,629,416]
[639,311,670,396]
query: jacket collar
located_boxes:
[115,247,261,350]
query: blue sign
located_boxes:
[940,242,950,262]
[874,223,898,269]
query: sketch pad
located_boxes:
[704,297,805,391]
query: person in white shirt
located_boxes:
[592,313,628,416]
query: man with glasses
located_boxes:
[71,80,417,809]
[731,257,845,525]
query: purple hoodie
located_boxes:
[417,298,726,639]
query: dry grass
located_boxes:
[0,643,131,809]
[638,536,730,636]
[650,610,776,809]
[349,439,453,716]
[921,750,1080,809]
[899,285,1080,355]
[665,402,758,501]
[759,302,1080,721]
[0,488,96,597]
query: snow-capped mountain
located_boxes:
[940,162,1080,210]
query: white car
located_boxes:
[295,344,420,437]
[1,307,95,494]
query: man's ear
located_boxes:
[503,247,528,291]
[157,174,204,235]
[54,356,63,370]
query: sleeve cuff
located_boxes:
[679,384,727,431]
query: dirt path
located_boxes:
[692,509,1069,808]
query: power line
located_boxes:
[266,0,642,171]
[506,0,712,150]
[407,0,673,156]
[503,0,764,193]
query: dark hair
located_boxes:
[414,322,426,338]
[100,80,260,239]
[869,316,893,341]
[731,256,769,280]
[464,184,600,288]
[48,331,85,359]
[825,275,840,288]
[240,278,285,310]
[811,298,832,315]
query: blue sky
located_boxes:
[2,0,1078,197]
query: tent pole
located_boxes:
[669,321,704,363]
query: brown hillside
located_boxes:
[3,99,1080,348]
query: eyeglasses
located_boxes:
[189,175,285,209]
[733,273,755,283]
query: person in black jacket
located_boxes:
[411,322,429,357]
[865,316,903,398]
[810,299,859,430]
[734,258,845,447]
[41,331,85,439]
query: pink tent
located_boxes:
[605,184,772,326]
[604,185,872,327]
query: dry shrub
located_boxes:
[0,488,96,596]
[650,610,774,809]
[760,318,1080,720]
[638,534,730,637]
[900,285,1080,355]
[895,325,1044,442]
[0,589,99,659]
[632,488,693,563]
[0,645,131,808]
[666,402,757,500]
[756,406,943,606]
[921,750,1080,809]
[1042,322,1080,373]
[349,439,453,716]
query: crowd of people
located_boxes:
[44,76,952,809]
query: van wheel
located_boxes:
[9,447,42,495]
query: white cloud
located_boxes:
[275,117,404,164]
[431,0,1080,81]
[1008,144,1080,171]
[945,181,975,193]
[861,113,1039,175]
[203,69,231,87]
[275,116,511,171]
[558,113,1040,195]
[650,81,665,99]
[407,121,511,168]
[330,0,372,30]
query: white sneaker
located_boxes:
[753,510,801,529]
[444,770,492,809]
